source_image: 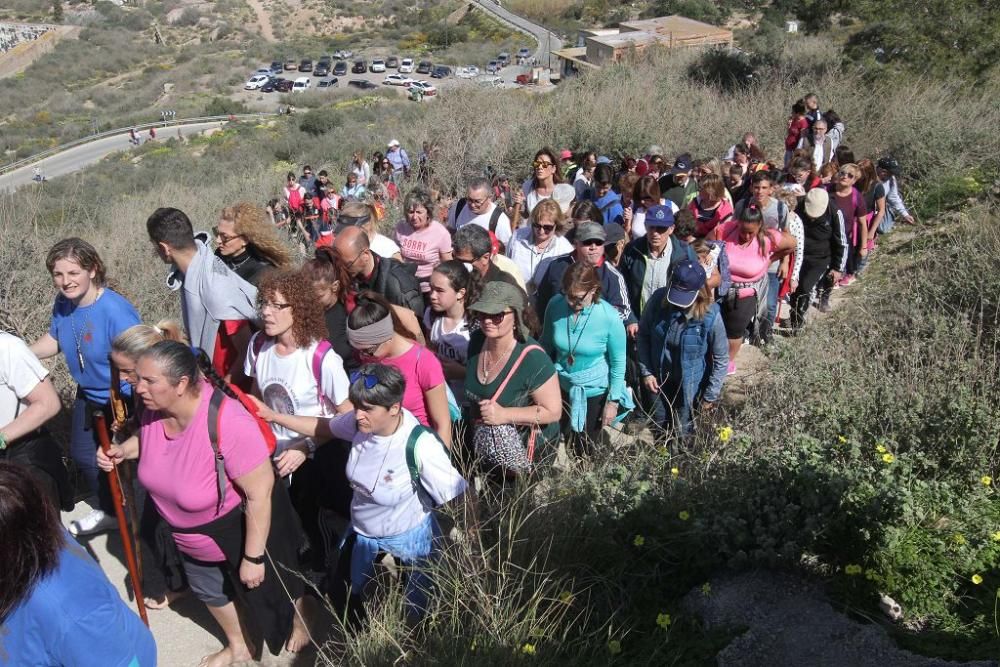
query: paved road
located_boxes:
[0,121,228,194]
[470,0,564,67]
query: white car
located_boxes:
[407,80,437,96]
[333,49,353,59]
[477,75,504,88]
[398,58,414,74]
[292,76,311,92]
[383,73,414,86]
[370,59,386,73]
[245,74,270,90]
[456,66,480,79]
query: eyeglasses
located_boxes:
[467,195,490,206]
[260,301,292,312]
[350,370,379,388]
[532,223,555,232]
[473,310,511,325]
[343,250,367,272]
[212,228,242,244]
[532,160,554,169]
[837,171,856,179]
[563,290,593,306]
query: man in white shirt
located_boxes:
[446,177,512,250]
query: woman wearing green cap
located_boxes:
[464,281,561,478]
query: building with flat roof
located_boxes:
[553,15,733,78]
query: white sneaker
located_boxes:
[69,509,116,536]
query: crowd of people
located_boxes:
[0,94,917,665]
[0,23,48,54]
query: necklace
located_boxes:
[565,304,594,366]
[479,339,515,384]
[68,287,103,372]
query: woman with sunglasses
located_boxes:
[827,162,869,286]
[346,292,452,448]
[214,203,293,288]
[513,147,564,217]
[465,281,561,475]
[541,263,631,455]
[506,199,573,297]
[624,175,676,240]
[248,363,468,625]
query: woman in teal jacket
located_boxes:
[542,262,633,455]
[637,260,728,436]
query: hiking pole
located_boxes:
[109,361,145,584]
[93,412,149,626]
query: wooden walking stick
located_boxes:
[93,411,149,626]
[109,364,144,583]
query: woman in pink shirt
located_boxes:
[394,188,453,297]
[711,206,795,374]
[98,341,307,664]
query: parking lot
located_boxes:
[233,49,555,109]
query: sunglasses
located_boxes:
[212,228,241,244]
[562,290,593,305]
[532,223,555,232]
[350,370,379,389]
[837,171,856,179]
[579,239,603,247]
[532,160,554,169]
[647,225,671,234]
[473,310,511,325]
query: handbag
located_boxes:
[472,344,543,476]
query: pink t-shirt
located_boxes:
[138,382,271,562]
[380,343,445,427]
[394,220,453,290]
[718,220,780,284]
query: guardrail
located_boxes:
[0,112,279,176]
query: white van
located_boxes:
[292,77,311,92]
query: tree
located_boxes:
[52,0,64,23]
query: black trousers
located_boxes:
[790,256,831,328]
[560,391,607,457]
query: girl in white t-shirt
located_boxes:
[423,260,472,405]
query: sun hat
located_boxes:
[666,260,707,308]
[804,188,830,218]
[467,281,530,339]
[387,139,400,148]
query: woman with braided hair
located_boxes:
[98,341,308,665]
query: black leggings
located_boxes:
[790,257,831,328]
[560,391,607,457]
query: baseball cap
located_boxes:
[574,221,606,244]
[596,155,612,165]
[551,183,576,214]
[560,149,573,160]
[644,204,675,228]
[387,139,400,148]
[666,260,707,308]
[670,153,693,175]
[604,222,626,246]
[804,188,829,218]
[877,156,901,176]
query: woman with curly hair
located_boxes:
[215,203,293,287]
[245,269,354,585]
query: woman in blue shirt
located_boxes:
[541,262,632,455]
[30,238,141,537]
[637,260,729,436]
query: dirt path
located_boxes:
[246,0,276,42]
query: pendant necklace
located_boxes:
[69,288,103,372]
[565,305,594,367]
[480,340,514,384]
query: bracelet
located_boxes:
[243,553,265,565]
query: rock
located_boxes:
[163,83,174,94]
[682,570,996,667]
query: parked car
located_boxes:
[333,61,348,76]
[333,49,354,59]
[314,62,330,77]
[515,73,532,85]
[245,74,270,90]
[270,60,284,75]
[399,58,415,73]
[284,59,298,71]
[486,60,499,73]
[292,76,311,92]
[477,75,504,88]
[386,56,399,68]
[416,60,432,74]
[517,47,531,60]
[352,59,367,74]
[370,58,386,73]
[408,80,437,96]
[299,59,313,72]
[261,77,286,93]
[383,73,414,86]
[497,52,510,66]
[317,78,338,88]
[348,79,378,90]
[431,65,452,78]
[253,67,272,77]
[275,78,294,92]
[456,65,480,78]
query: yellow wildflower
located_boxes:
[633,535,645,547]
[981,476,992,487]
[607,640,622,655]
[678,511,690,521]
[972,574,984,585]
[875,443,887,454]
[845,564,862,575]
[838,435,847,444]
[882,453,895,464]
[521,643,536,655]
[952,533,966,545]
[717,426,734,443]
[992,531,1000,542]
[701,582,712,596]
[671,467,680,477]
[559,590,573,603]
[656,612,672,629]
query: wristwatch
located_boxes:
[243,553,266,565]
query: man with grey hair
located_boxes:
[452,223,526,292]
[810,118,833,171]
[446,176,513,250]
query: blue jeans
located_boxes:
[766,271,780,325]
[70,396,113,514]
